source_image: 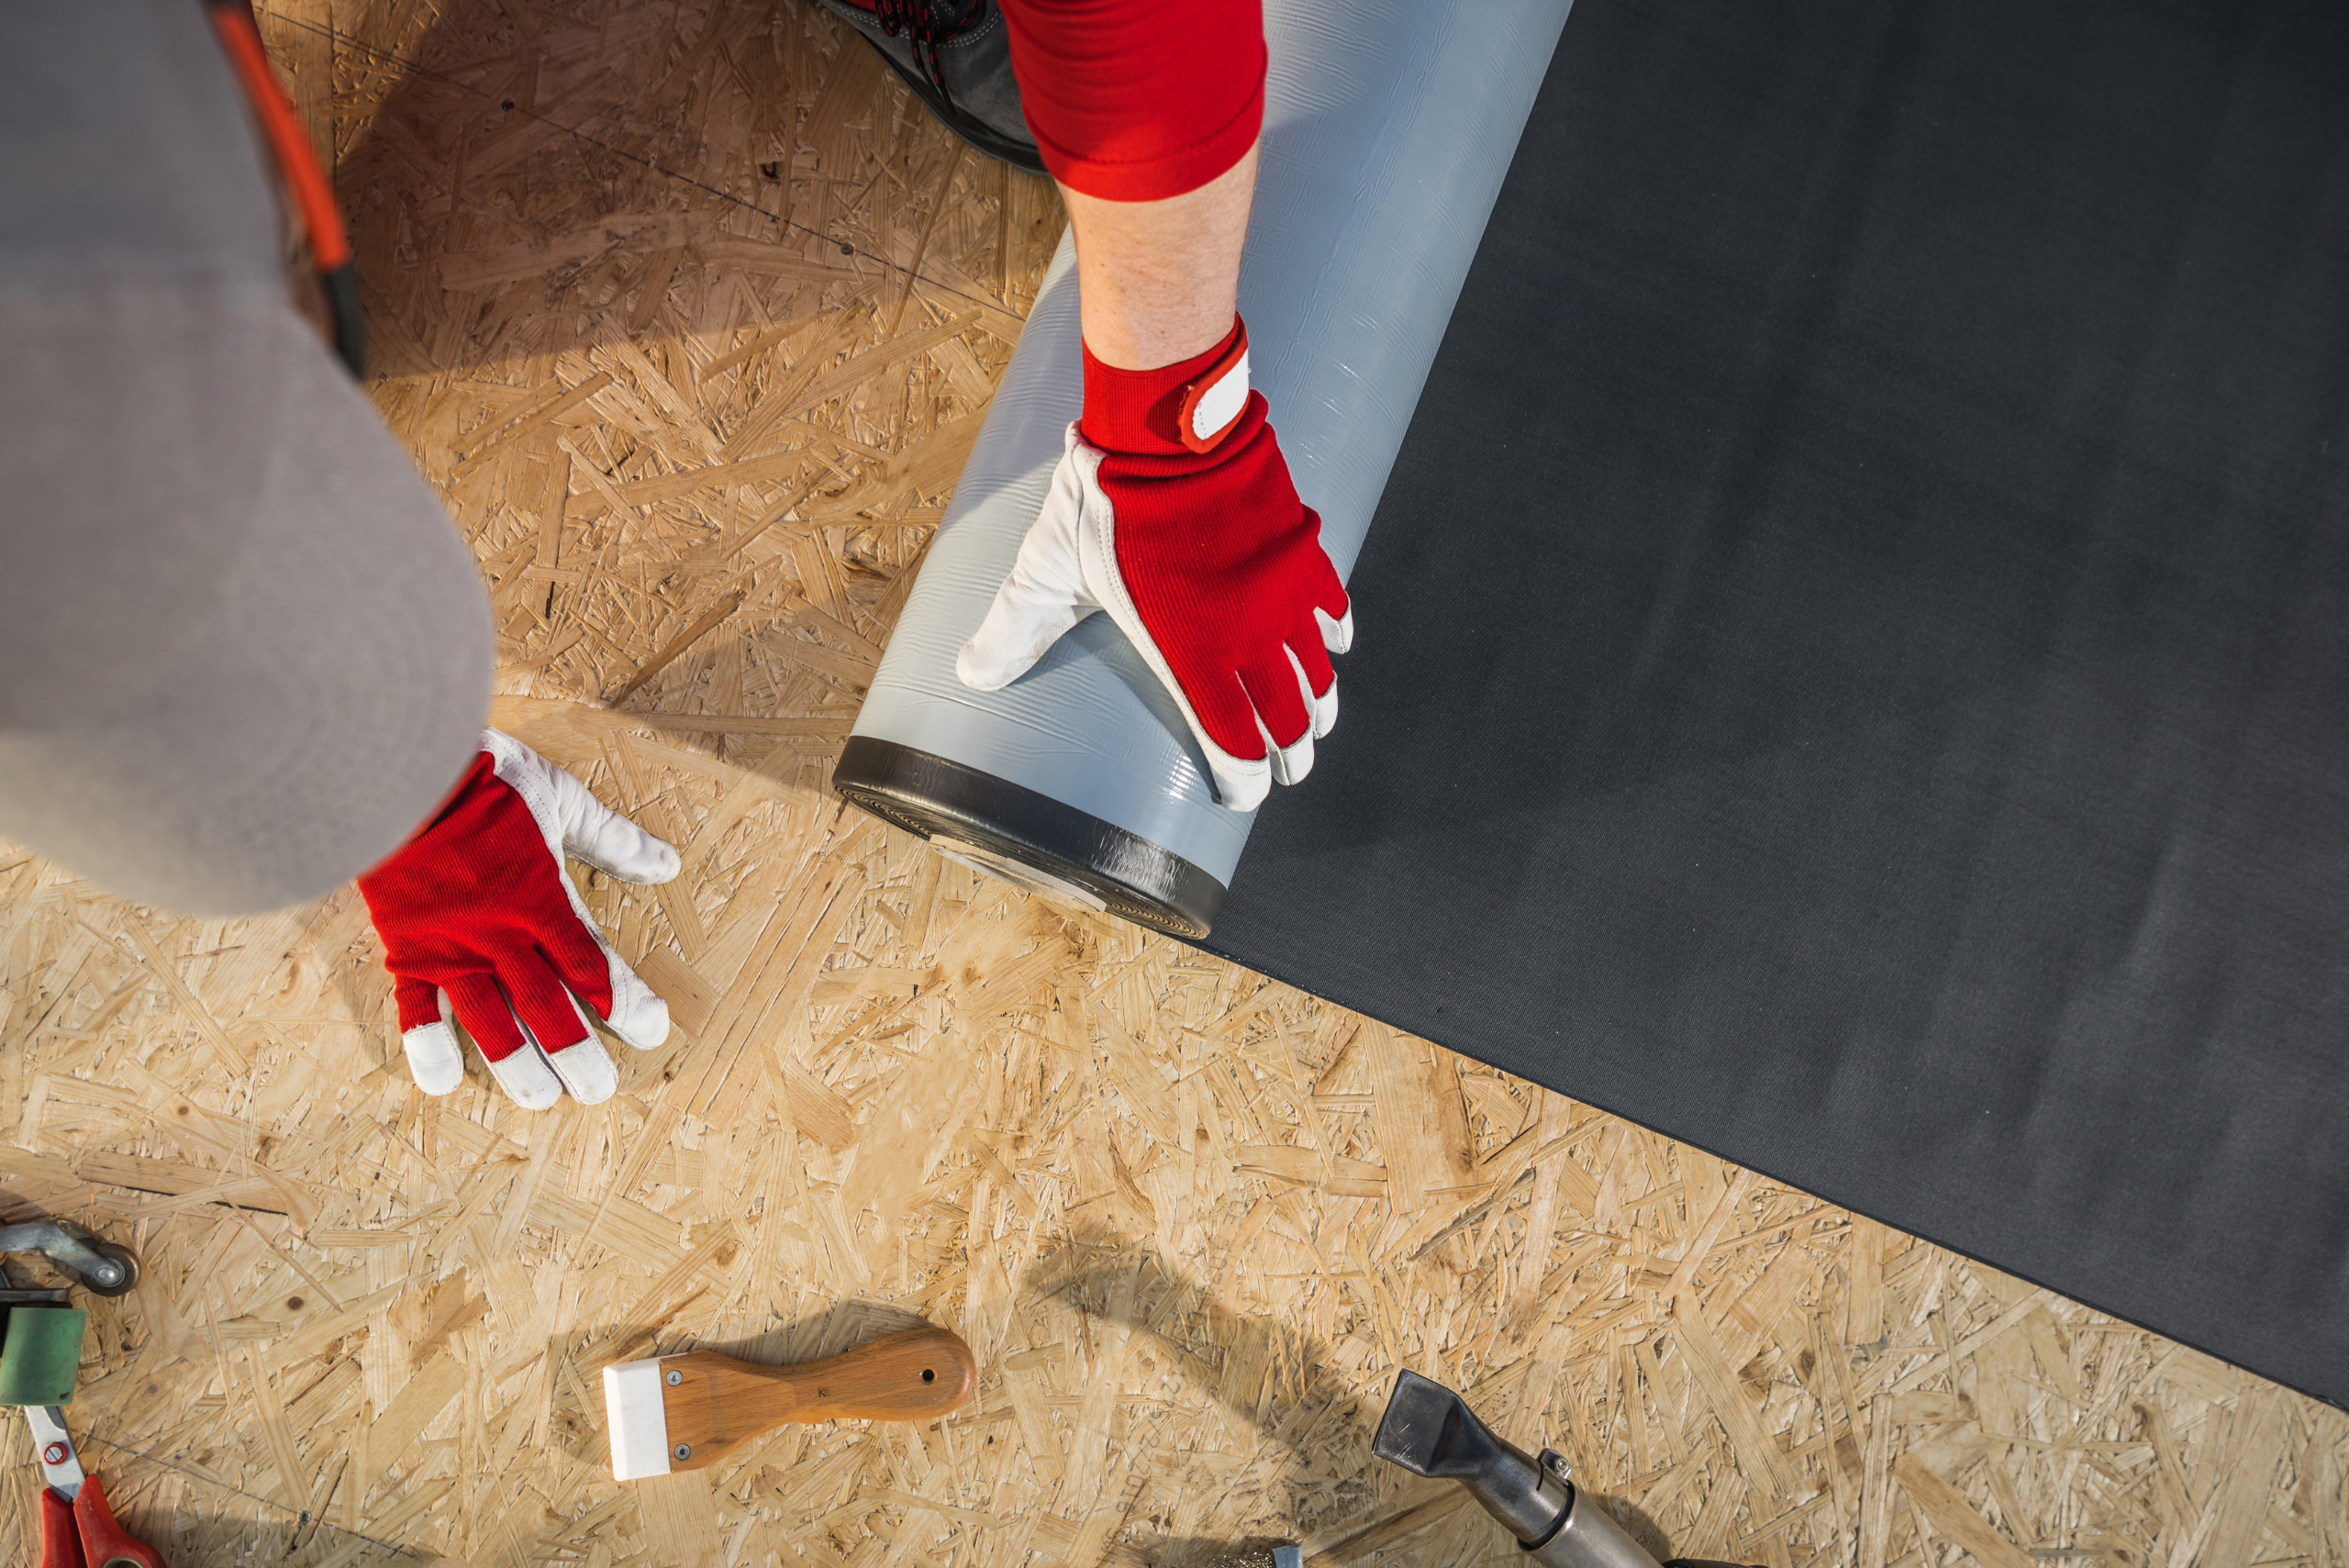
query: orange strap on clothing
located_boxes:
[206,1,364,374]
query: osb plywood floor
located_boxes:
[0,3,2343,1566]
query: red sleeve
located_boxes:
[996,0,1265,202]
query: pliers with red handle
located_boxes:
[25,1407,162,1568]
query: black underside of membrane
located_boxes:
[1205,0,2349,1407]
[833,737,1224,938]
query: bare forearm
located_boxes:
[1058,142,1258,371]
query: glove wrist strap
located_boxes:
[1080,317,1250,457]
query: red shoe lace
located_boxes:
[873,0,989,104]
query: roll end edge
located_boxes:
[833,737,1225,938]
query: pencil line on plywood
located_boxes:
[76,1429,428,1562]
[259,6,1021,322]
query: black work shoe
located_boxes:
[807,0,1047,174]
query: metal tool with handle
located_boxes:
[0,1223,138,1298]
[25,1406,164,1568]
[1373,1370,1758,1568]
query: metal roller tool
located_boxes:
[0,1220,138,1297]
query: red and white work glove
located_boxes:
[357,729,679,1110]
[957,317,1353,812]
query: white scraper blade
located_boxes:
[603,1357,673,1481]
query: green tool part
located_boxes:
[0,1306,87,1407]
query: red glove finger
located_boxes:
[389,973,443,1033]
[1307,540,1352,645]
[1240,651,1312,753]
[440,971,528,1062]
[1288,613,1337,705]
[499,945,594,1058]
[535,908,619,1028]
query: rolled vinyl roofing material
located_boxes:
[847,0,1574,898]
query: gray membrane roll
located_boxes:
[844,0,1574,927]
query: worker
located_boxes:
[0,0,1347,1107]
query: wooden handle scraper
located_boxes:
[603,1326,977,1480]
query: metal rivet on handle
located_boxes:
[665,1369,682,1385]
[674,1443,692,1461]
